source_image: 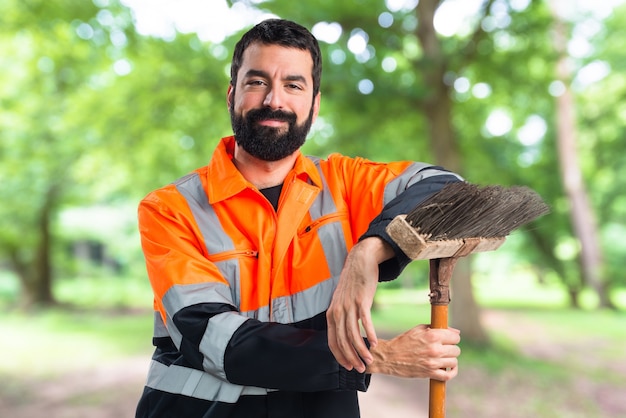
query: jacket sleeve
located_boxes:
[223,312,370,391]
[358,166,463,281]
[139,193,369,393]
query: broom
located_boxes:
[385,181,549,418]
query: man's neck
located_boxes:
[232,144,298,189]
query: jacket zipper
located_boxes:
[208,249,258,263]
[300,212,345,235]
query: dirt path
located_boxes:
[1,309,624,417]
[0,356,149,418]
[0,367,428,418]
[0,358,428,418]
[360,375,429,418]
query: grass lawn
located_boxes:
[1,272,625,417]
[1,272,625,375]
[0,307,154,378]
[0,274,155,379]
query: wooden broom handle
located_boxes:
[429,304,448,418]
[428,258,457,418]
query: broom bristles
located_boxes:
[404,182,550,240]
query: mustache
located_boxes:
[246,107,297,124]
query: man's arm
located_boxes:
[327,236,463,378]
[328,171,463,372]
[327,237,393,372]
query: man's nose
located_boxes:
[263,86,284,109]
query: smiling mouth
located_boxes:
[258,119,288,127]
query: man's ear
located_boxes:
[226,84,234,111]
[312,92,321,123]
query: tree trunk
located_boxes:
[567,288,581,309]
[10,186,57,308]
[550,1,614,309]
[416,0,489,345]
[525,226,584,308]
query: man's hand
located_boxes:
[367,325,461,380]
[327,237,395,373]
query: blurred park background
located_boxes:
[1,0,625,416]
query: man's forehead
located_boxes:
[241,43,312,65]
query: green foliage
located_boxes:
[54,275,153,309]
[1,0,624,306]
[0,0,232,304]
[578,4,626,287]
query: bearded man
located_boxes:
[135,18,462,418]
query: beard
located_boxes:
[230,104,314,162]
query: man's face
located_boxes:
[228,43,320,161]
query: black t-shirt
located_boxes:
[259,184,283,212]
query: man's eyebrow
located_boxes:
[244,69,308,85]
[285,74,308,85]
[244,69,269,79]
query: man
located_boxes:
[136,18,462,418]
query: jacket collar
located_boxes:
[206,136,322,204]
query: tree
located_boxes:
[0,0,231,307]
[581,3,626,296]
[413,0,494,344]
[0,0,116,306]
[549,0,613,308]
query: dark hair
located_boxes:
[230,19,322,96]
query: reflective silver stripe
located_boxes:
[163,282,234,314]
[174,173,242,306]
[310,157,348,278]
[175,173,235,254]
[163,282,239,363]
[307,157,337,219]
[150,286,252,399]
[271,276,338,323]
[242,304,270,321]
[383,162,463,205]
[145,360,269,403]
[212,258,241,300]
[200,312,249,378]
[317,221,347,278]
[153,311,169,338]
[173,173,259,312]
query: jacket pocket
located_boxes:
[206,249,258,310]
[298,211,348,237]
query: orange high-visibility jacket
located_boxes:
[136,136,462,418]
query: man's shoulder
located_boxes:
[140,166,208,204]
[305,152,364,166]
[172,166,209,186]
[308,153,415,173]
